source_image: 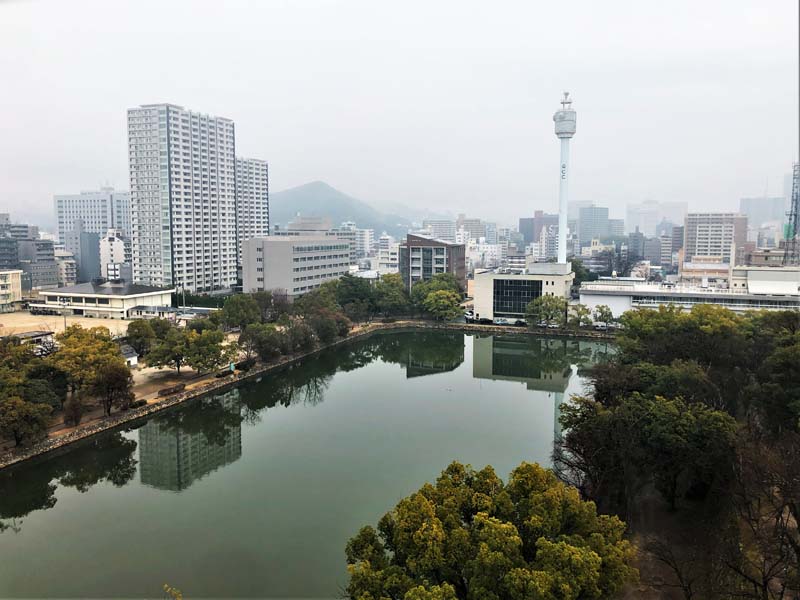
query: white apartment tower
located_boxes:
[128,104,237,292]
[54,187,131,243]
[234,157,269,261]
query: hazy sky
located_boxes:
[1,0,797,228]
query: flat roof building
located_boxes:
[398,234,466,290]
[242,236,351,299]
[0,269,23,312]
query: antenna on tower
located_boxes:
[782,163,800,266]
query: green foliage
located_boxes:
[411,273,461,309]
[126,319,156,356]
[283,321,317,354]
[345,461,637,599]
[51,325,119,393]
[0,396,51,446]
[524,295,567,328]
[22,379,60,409]
[251,290,291,322]
[186,329,235,374]
[307,309,346,345]
[185,317,220,334]
[240,323,283,362]
[147,326,190,373]
[567,303,593,330]
[87,358,134,416]
[336,274,376,312]
[422,290,462,321]
[222,294,261,330]
[375,273,410,316]
[592,305,614,327]
[570,258,597,286]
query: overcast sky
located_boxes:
[1,0,797,228]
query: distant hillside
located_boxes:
[269,181,413,237]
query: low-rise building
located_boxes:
[579,266,800,316]
[472,264,574,322]
[30,281,175,319]
[242,236,351,299]
[0,269,23,312]
[398,234,466,290]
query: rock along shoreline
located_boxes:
[0,321,613,471]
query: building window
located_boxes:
[493,279,543,317]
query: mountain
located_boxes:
[269,181,414,237]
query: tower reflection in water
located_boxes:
[472,334,602,438]
[138,389,243,492]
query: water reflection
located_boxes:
[0,433,137,533]
[139,390,242,492]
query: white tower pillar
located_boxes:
[553,93,577,265]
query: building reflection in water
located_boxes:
[379,330,465,378]
[138,389,243,492]
[472,335,598,438]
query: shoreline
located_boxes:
[0,321,612,471]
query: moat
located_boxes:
[0,330,611,599]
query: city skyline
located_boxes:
[1,0,797,227]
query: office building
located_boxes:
[643,237,662,266]
[608,218,625,237]
[234,157,269,261]
[0,238,19,270]
[398,234,466,290]
[128,103,237,293]
[472,266,573,322]
[627,200,688,236]
[64,220,101,283]
[54,187,131,243]
[17,239,58,291]
[0,270,23,312]
[567,200,593,221]
[242,236,351,299]
[484,222,498,244]
[578,206,609,246]
[519,211,559,245]
[276,217,360,264]
[456,215,485,241]
[684,213,748,262]
[422,219,456,243]
[0,218,39,241]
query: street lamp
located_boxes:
[59,298,68,331]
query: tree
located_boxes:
[147,327,190,373]
[282,321,317,354]
[593,305,614,328]
[422,290,462,321]
[524,295,567,328]
[336,273,375,313]
[186,329,235,373]
[51,325,119,395]
[0,396,51,446]
[22,379,60,410]
[88,358,134,416]
[240,323,283,362]
[375,273,410,316]
[570,258,597,286]
[568,303,593,330]
[343,299,371,324]
[252,290,291,323]
[221,294,261,330]
[126,320,155,356]
[345,461,637,599]
[307,309,341,345]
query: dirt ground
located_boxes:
[0,311,130,336]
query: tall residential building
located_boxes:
[422,219,456,242]
[684,213,748,263]
[234,157,269,261]
[100,228,131,280]
[398,234,466,290]
[54,187,131,243]
[578,206,609,246]
[242,236,351,298]
[128,103,237,293]
[54,250,77,287]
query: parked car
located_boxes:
[493,318,510,326]
[513,320,527,327]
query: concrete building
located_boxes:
[472,266,573,322]
[276,217,360,264]
[456,215,485,241]
[422,219,456,242]
[739,196,787,229]
[99,228,131,280]
[643,237,662,266]
[54,187,131,243]
[1,222,39,241]
[234,157,269,262]
[54,250,77,287]
[578,206,609,246]
[580,266,800,316]
[242,236,351,299]
[466,240,505,270]
[64,220,101,283]
[0,238,19,271]
[0,269,23,312]
[608,218,625,237]
[519,211,559,246]
[398,234,466,290]
[627,200,688,236]
[17,239,58,291]
[30,280,175,319]
[375,242,400,274]
[684,213,748,262]
[128,103,237,293]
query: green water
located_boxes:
[0,330,611,599]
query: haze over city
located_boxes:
[1,0,797,227]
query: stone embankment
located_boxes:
[0,321,612,470]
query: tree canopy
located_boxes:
[346,461,636,600]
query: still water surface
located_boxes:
[0,330,610,598]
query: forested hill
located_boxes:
[269,181,413,237]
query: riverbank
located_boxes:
[0,320,612,470]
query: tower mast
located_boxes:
[553,92,577,265]
[783,163,800,266]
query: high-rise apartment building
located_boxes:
[100,228,131,280]
[684,213,748,262]
[128,104,237,293]
[234,157,269,261]
[54,187,131,243]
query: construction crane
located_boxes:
[783,162,800,266]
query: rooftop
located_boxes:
[41,281,175,297]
